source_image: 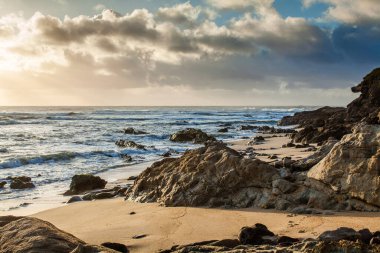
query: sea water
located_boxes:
[0,106,312,213]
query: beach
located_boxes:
[33,198,380,253]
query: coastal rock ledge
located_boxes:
[308,124,380,207]
[125,142,377,211]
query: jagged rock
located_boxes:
[318,227,361,242]
[370,237,380,245]
[9,176,35,190]
[238,223,275,245]
[277,236,299,246]
[272,179,296,194]
[0,181,6,188]
[169,128,216,144]
[0,217,117,253]
[115,140,146,150]
[291,138,338,171]
[240,125,257,130]
[123,127,147,135]
[308,124,380,207]
[64,174,107,196]
[126,143,280,208]
[279,107,346,127]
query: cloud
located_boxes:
[94,4,106,12]
[207,0,274,11]
[0,1,377,106]
[303,0,380,24]
[156,2,201,26]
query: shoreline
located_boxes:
[32,198,380,253]
[1,131,309,216]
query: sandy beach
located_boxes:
[33,198,380,253]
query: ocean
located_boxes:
[0,106,311,213]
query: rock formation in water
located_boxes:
[169,128,216,144]
[64,174,107,195]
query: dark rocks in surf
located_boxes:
[8,176,35,190]
[115,140,146,150]
[123,127,147,135]
[0,181,6,189]
[169,128,216,144]
[64,174,107,195]
[218,127,229,133]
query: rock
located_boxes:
[279,107,346,127]
[127,176,138,180]
[0,181,6,188]
[218,127,229,133]
[358,229,373,244]
[64,174,107,196]
[272,179,296,194]
[277,236,299,246]
[0,217,117,253]
[123,127,147,135]
[161,151,171,157]
[238,224,275,245]
[67,196,83,204]
[279,68,380,143]
[115,140,146,150]
[70,244,119,253]
[291,138,338,171]
[169,128,216,144]
[308,124,380,207]
[282,142,296,148]
[132,234,147,239]
[9,176,35,190]
[254,136,265,142]
[240,125,257,130]
[93,192,116,200]
[101,242,129,253]
[370,237,380,245]
[318,227,361,242]
[126,143,280,208]
[121,154,132,162]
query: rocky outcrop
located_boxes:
[279,107,346,127]
[115,140,146,150]
[126,143,279,208]
[0,216,119,253]
[8,176,35,189]
[308,124,380,208]
[64,174,107,196]
[279,68,380,143]
[0,181,6,188]
[160,224,380,253]
[291,138,338,171]
[169,128,216,144]
[126,141,379,211]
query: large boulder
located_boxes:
[0,217,118,253]
[126,143,280,208]
[64,174,107,196]
[308,124,380,207]
[169,128,216,144]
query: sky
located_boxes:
[0,0,379,106]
